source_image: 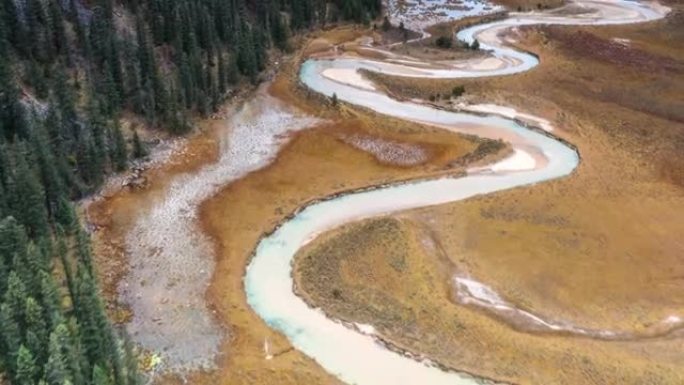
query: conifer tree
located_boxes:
[50,322,84,385]
[14,345,37,385]
[48,0,68,60]
[24,297,49,366]
[8,147,49,237]
[92,364,112,385]
[45,327,71,385]
[55,197,77,230]
[110,122,128,171]
[4,272,28,325]
[0,1,390,383]
[132,130,146,159]
[0,302,22,373]
[0,54,28,140]
[39,271,63,328]
[30,127,66,218]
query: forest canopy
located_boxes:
[0,0,382,383]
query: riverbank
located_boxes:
[86,22,508,382]
[293,3,684,384]
[87,0,682,382]
[195,72,508,385]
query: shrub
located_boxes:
[452,85,465,97]
[382,16,392,31]
[435,35,452,49]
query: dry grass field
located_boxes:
[294,2,684,384]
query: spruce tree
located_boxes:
[9,147,49,237]
[0,217,28,266]
[45,327,71,385]
[92,364,112,385]
[0,53,28,140]
[39,271,63,328]
[30,127,66,218]
[51,322,84,385]
[0,302,22,374]
[0,250,6,296]
[132,130,146,159]
[55,197,77,230]
[15,345,38,385]
[4,272,28,325]
[24,297,49,366]
[48,0,68,59]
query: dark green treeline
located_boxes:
[0,0,381,384]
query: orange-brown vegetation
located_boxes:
[294,5,684,385]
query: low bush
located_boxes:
[435,35,453,48]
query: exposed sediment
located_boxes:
[120,88,320,371]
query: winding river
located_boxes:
[244,1,669,384]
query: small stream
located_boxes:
[244,1,668,384]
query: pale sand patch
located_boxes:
[489,148,537,171]
[321,68,376,90]
[460,102,555,132]
[355,323,377,335]
[466,56,507,71]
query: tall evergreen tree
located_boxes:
[8,148,49,237]
[24,297,49,366]
[45,326,71,385]
[132,130,146,159]
[0,302,22,374]
[15,345,38,385]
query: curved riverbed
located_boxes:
[244,1,668,384]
